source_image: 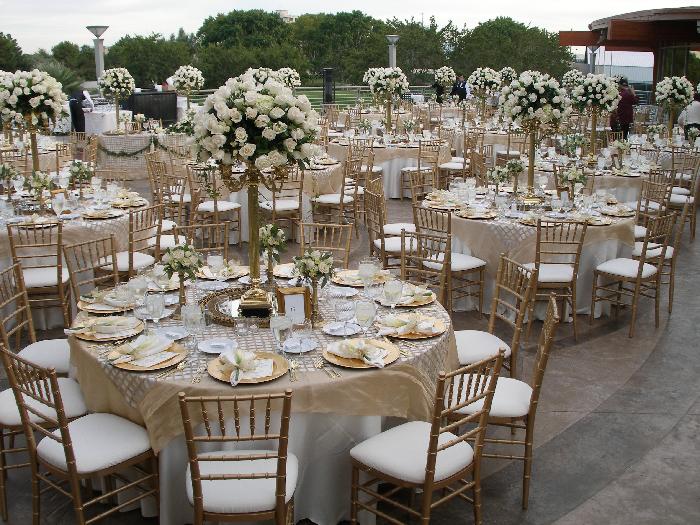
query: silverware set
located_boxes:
[288,359,299,382]
[191,365,206,384]
[155,359,188,380]
[313,357,341,379]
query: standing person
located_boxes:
[677,93,700,139]
[450,74,467,102]
[68,90,94,133]
[615,77,638,139]
[432,81,445,103]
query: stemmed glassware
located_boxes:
[51,194,65,219]
[355,299,377,339]
[335,299,355,337]
[383,280,403,311]
[358,256,380,297]
[182,303,205,350]
[144,293,166,334]
[270,313,293,356]
[207,254,224,282]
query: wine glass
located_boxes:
[550,198,562,213]
[207,254,224,280]
[383,280,403,311]
[127,276,148,306]
[182,303,204,350]
[355,299,377,339]
[288,318,312,352]
[334,299,355,337]
[144,293,166,333]
[90,176,102,194]
[537,174,548,196]
[51,194,65,219]
[11,176,24,195]
[358,256,379,296]
[269,314,292,356]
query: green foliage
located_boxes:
[0,32,29,71]
[51,41,95,80]
[30,57,83,94]
[198,10,290,48]
[106,33,193,86]
[386,17,449,83]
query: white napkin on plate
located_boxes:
[107,335,172,363]
[326,339,386,368]
[377,314,440,337]
[396,284,433,305]
[218,350,273,386]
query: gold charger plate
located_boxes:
[378,316,448,340]
[196,266,249,280]
[376,293,436,308]
[77,300,136,314]
[82,210,124,220]
[455,209,498,220]
[587,216,614,226]
[332,270,391,288]
[111,199,148,208]
[425,202,459,210]
[207,352,289,384]
[601,208,635,218]
[112,343,187,371]
[73,320,145,342]
[322,339,400,369]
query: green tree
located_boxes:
[51,41,95,81]
[0,32,29,71]
[105,34,193,86]
[386,17,450,83]
[30,57,83,94]
[451,17,573,78]
[198,10,289,48]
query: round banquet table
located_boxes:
[337,108,412,129]
[327,141,451,199]
[445,207,635,316]
[85,108,133,135]
[69,284,459,525]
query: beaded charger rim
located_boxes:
[207,351,288,384]
[198,287,272,328]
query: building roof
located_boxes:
[589,6,700,31]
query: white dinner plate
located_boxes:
[327,286,359,298]
[197,281,229,292]
[322,322,361,337]
[238,275,268,285]
[283,338,319,354]
[155,326,188,341]
[198,338,238,354]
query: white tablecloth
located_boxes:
[86,108,132,135]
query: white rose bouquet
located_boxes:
[244,67,278,85]
[499,67,517,87]
[499,70,570,129]
[467,67,501,98]
[0,162,19,187]
[561,69,584,92]
[276,67,301,89]
[609,139,630,154]
[655,76,694,107]
[259,223,286,262]
[166,109,196,135]
[363,67,409,98]
[161,244,203,281]
[192,69,320,170]
[402,118,417,133]
[434,66,456,89]
[487,166,509,187]
[133,113,146,124]
[558,167,587,193]
[570,74,620,113]
[0,69,67,128]
[28,170,52,200]
[687,127,700,144]
[98,67,135,130]
[172,65,204,93]
[505,159,524,176]
[358,118,372,134]
[68,160,94,185]
[646,124,666,137]
[293,249,334,286]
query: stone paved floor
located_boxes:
[2,187,699,524]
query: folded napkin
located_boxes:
[84,209,113,218]
[340,269,391,285]
[66,316,140,338]
[218,350,273,386]
[377,313,441,337]
[107,335,172,363]
[326,339,387,368]
[395,284,433,305]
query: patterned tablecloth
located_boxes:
[97,133,189,180]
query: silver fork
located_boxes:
[288,359,299,382]
[191,365,207,384]
[313,357,336,379]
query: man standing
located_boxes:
[68,90,94,133]
[615,78,638,139]
[450,74,468,102]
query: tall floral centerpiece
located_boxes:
[161,244,203,307]
[467,67,501,119]
[293,250,334,325]
[98,67,135,131]
[0,70,67,171]
[68,159,94,197]
[655,76,694,136]
[561,69,585,93]
[571,74,621,164]
[276,68,301,89]
[434,66,456,94]
[260,224,286,285]
[499,67,517,87]
[172,65,204,110]
[192,68,319,309]
[499,70,570,198]
[505,159,524,193]
[28,170,53,207]
[363,67,409,131]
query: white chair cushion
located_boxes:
[625,200,659,211]
[22,267,70,288]
[313,194,353,205]
[99,251,155,272]
[596,257,657,279]
[18,339,70,374]
[439,162,467,171]
[350,421,474,484]
[675,173,692,181]
[452,376,532,418]
[147,234,178,250]
[383,223,416,236]
[456,330,511,365]
[259,199,299,212]
[450,156,466,163]
[496,150,522,157]
[37,413,150,474]
[362,165,382,174]
[400,166,432,173]
[669,193,694,205]
[634,225,647,239]
[161,219,177,232]
[185,450,298,514]
[632,242,673,259]
[197,200,241,213]
[351,186,365,195]
[522,263,574,283]
[373,236,415,253]
[0,377,87,427]
[424,253,486,272]
[671,187,690,196]
[164,192,191,203]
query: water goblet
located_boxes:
[334,299,355,337]
[145,293,166,333]
[51,194,65,219]
[550,198,562,213]
[207,254,224,280]
[355,299,377,339]
[383,279,403,311]
[182,303,205,350]
[269,313,293,355]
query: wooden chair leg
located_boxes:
[654,280,661,328]
[150,455,160,515]
[0,429,7,521]
[590,272,598,325]
[472,472,482,525]
[350,465,359,525]
[628,286,640,338]
[31,469,40,525]
[522,418,534,510]
[668,263,675,314]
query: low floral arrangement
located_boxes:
[499,70,570,130]
[0,162,19,188]
[161,244,203,281]
[467,67,501,98]
[570,74,620,113]
[259,223,286,262]
[98,68,135,99]
[68,160,94,184]
[499,67,517,87]
[609,140,631,154]
[487,166,510,186]
[687,127,700,144]
[646,124,666,137]
[434,66,456,88]
[172,65,204,93]
[558,167,587,188]
[133,113,146,124]
[293,249,334,285]
[276,67,301,88]
[561,133,587,156]
[403,118,417,133]
[0,69,67,127]
[505,159,524,176]
[363,67,410,98]
[28,170,52,199]
[358,118,372,134]
[166,109,195,135]
[655,76,694,108]
[561,69,584,92]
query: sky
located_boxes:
[2,0,693,65]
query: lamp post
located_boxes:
[86,25,109,80]
[386,35,399,68]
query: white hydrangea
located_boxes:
[98,67,135,99]
[570,74,621,113]
[498,70,571,127]
[467,67,501,97]
[655,76,694,107]
[0,69,67,126]
[363,67,410,97]
[434,66,456,88]
[172,65,204,93]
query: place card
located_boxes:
[130,351,180,368]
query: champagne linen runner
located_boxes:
[70,294,459,452]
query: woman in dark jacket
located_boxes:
[615,78,638,139]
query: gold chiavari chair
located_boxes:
[524,220,587,341]
[455,254,538,380]
[438,130,478,184]
[455,295,560,510]
[145,152,165,199]
[94,167,129,187]
[259,165,304,241]
[172,222,231,260]
[7,221,71,326]
[84,136,98,165]
[400,140,442,200]
[189,165,241,243]
[0,348,156,525]
[322,103,340,129]
[63,235,119,303]
[53,143,71,174]
[606,130,624,146]
[345,107,361,129]
[311,157,361,233]
[299,222,353,269]
[365,188,414,269]
[399,230,449,307]
[471,150,488,187]
[413,205,486,313]
[161,171,195,228]
[117,204,161,278]
[178,390,295,525]
[68,131,88,161]
[409,166,438,203]
[591,212,677,337]
[349,352,504,525]
[668,155,698,240]
[633,178,672,240]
